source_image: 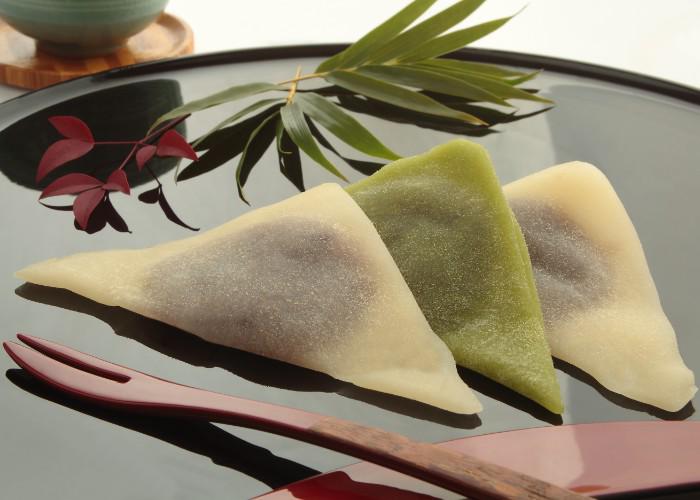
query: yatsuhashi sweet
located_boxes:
[16,183,481,414]
[347,140,563,413]
[506,162,696,412]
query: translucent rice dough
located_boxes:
[347,140,564,414]
[17,184,481,414]
[505,162,697,412]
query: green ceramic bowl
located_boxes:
[0,0,169,58]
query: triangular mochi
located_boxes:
[17,183,481,414]
[505,162,697,411]
[347,140,563,413]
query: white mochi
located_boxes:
[17,183,481,414]
[505,163,696,412]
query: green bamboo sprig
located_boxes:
[153,0,552,202]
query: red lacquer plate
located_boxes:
[259,422,700,499]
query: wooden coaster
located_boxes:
[0,13,193,90]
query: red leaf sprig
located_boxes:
[36,115,199,234]
[36,116,95,182]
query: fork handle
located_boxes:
[169,389,586,500]
[303,417,584,500]
[4,336,584,499]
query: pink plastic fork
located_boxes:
[4,333,588,500]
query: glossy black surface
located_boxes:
[0,47,698,499]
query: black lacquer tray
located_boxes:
[0,45,698,499]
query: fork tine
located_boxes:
[17,333,132,383]
[4,341,130,400]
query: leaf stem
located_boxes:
[116,144,140,171]
[278,70,326,86]
[115,115,190,172]
[275,60,396,88]
[286,66,303,104]
[144,114,190,142]
[145,163,162,187]
[94,140,142,146]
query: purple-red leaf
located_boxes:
[158,191,199,231]
[138,186,161,204]
[103,169,130,194]
[40,173,103,199]
[49,116,94,142]
[73,188,105,230]
[157,130,198,160]
[135,144,157,170]
[36,139,94,181]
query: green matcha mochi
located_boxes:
[347,140,563,413]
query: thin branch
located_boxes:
[115,115,190,172]
[116,143,140,171]
[286,66,303,104]
[278,70,326,86]
[94,140,142,146]
[144,114,190,142]
[145,163,162,187]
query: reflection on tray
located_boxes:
[17,281,694,426]
[554,359,695,421]
[5,368,319,489]
[281,470,442,500]
[8,368,459,499]
[456,366,563,425]
[0,79,184,191]
[15,283,481,428]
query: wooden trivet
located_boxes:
[0,13,193,89]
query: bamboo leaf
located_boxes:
[327,70,486,125]
[337,93,550,137]
[421,91,529,121]
[357,65,511,106]
[192,104,283,152]
[276,121,305,191]
[178,105,282,181]
[280,102,347,181]
[427,93,554,123]
[177,146,237,182]
[177,138,243,182]
[152,82,285,129]
[408,61,540,87]
[409,63,552,103]
[235,113,278,203]
[192,98,284,148]
[505,70,542,86]
[274,118,286,153]
[420,58,527,78]
[305,118,385,176]
[336,94,491,136]
[316,0,437,72]
[295,92,400,161]
[299,85,357,97]
[367,0,485,64]
[399,15,515,62]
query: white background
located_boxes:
[0,0,697,100]
[168,0,699,88]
